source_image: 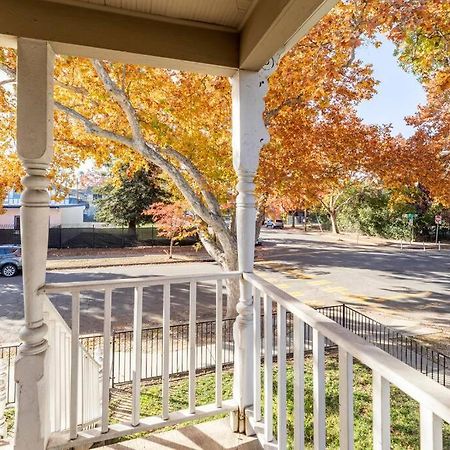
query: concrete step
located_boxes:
[99,419,261,449]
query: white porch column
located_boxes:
[14,38,54,450]
[231,59,277,433]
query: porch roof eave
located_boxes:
[0,0,337,76]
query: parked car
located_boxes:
[0,245,22,277]
[273,219,284,229]
[265,219,284,229]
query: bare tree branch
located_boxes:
[54,80,89,96]
[161,146,226,221]
[0,79,15,87]
[91,60,146,148]
[55,101,133,148]
[0,63,15,80]
[264,94,303,125]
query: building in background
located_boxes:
[1,191,87,229]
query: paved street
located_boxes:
[0,229,448,344]
[0,262,225,343]
[257,230,449,336]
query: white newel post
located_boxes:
[14,38,54,450]
[231,59,278,433]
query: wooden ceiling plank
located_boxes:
[0,0,239,75]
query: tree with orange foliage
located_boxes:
[146,202,195,259]
[1,0,447,305]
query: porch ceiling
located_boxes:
[0,0,337,75]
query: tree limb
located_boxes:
[161,146,226,222]
[91,60,147,148]
[0,63,15,80]
[55,101,133,148]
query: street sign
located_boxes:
[435,215,442,225]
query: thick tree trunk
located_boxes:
[198,231,239,317]
[255,207,265,242]
[330,209,340,234]
[219,243,239,318]
[128,219,137,239]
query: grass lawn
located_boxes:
[6,354,448,448]
[117,354,450,450]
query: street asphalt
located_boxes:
[0,229,448,344]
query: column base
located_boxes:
[14,350,49,450]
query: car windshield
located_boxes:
[0,247,20,256]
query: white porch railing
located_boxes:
[244,272,450,450]
[43,296,102,434]
[32,270,450,449]
[40,271,240,450]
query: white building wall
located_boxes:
[0,209,19,227]
[0,206,84,227]
[49,209,61,227]
[59,206,84,226]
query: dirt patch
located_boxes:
[46,246,213,270]
[414,330,450,356]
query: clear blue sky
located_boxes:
[356,37,426,138]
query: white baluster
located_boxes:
[70,291,80,439]
[313,329,326,450]
[131,286,143,426]
[263,294,273,442]
[64,333,70,431]
[162,283,171,420]
[339,348,354,450]
[293,317,305,450]
[0,360,7,439]
[277,304,287,449]
[215,279,223,408]
[46,314,55,432]
[101,289,112,432]
[372,371,390,450]
[253,287,262,422]
[188,281,197,414]
[420,404,442,450]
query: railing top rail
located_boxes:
[244,272,450,423]
[40,271,241,294]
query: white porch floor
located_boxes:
[99,419,261,450]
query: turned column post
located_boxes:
[231,59,278,432]
[14,38,54,450]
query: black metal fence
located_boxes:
[0,225,198,249]
[1,304,448,405]
[339,304,448,387]
[79,305,449,388]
